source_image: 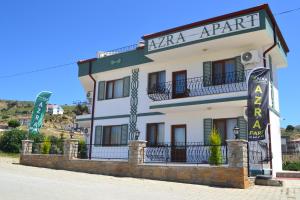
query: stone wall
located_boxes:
[20,139,250,189]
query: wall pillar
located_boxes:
[227,139,248,168]
[21,140,33,155]
[63,139,79,160]
[128,140,147,166]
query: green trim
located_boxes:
[76,112,164,122]
[78,49,153,77]
[145,11,265,54]
[149,96,247,109]
[269,106,280,117]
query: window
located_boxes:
[213,118,237,144]
[212,58,236,85]
[102,125,128,146]
[146,123,165,146]
[98,76,130,101]
[148,71,166,94]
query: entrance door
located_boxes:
[171,125,186,162]
[172,70,187,98]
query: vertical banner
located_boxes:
[247,68,269,141]
[29,91,52,134]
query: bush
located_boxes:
[209,127,222,165]
[78,140,88,159]
[41,138,51,154]
[0,129,27,153]
[7,120,20,128]
[1,115,9,120]
[283,162,300,171]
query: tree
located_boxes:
[7,119,20,128]
[73,104,89,115]
[286,125,295,132]
[209,127,222,165]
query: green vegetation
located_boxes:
[78,140,88,159]
[41,138,51,154]
[209,127,222,165]
[8,119,21,128]
[283,162,300,171]
[0,129,27,153]
[0,151,19,158]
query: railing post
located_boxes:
[63,139,79,160]
[128,140,147,166]
[21,140,33,155]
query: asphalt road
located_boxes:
[0,157,299,200]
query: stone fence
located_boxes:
[20,139,250,189]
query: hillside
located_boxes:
[0,99,78,137]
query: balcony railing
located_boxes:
[148,70,250,101]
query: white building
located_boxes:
[76,4,288,176]
[47,104,64,115]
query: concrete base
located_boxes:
[255,175,283,187]
[277,171,300,178]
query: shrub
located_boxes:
[7,120,20,128]
[78,140,88,159]
[41,138,51,154]
[209,127,222,165]
[283,162,300,171]
[0,129,27,153]
[1,115,9,120]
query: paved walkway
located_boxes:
[0,157,299,200]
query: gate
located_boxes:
[248,141,271,176]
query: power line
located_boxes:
[0,62,76,79]
[275,7,300,16]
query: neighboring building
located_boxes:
[47,104,64,115]
[18,116,31,126]
[282,136,300,153]
[76,4,288,176]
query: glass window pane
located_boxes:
[106,82,113,99]
[175,73,186,94]
[158,71,166,84]
[225,60,236,83]
[174,127,186,145]
[103,127,111,145]
[149,73,158,89]
[157,123,165,144]
[148,125,156,145]
[113,80,123,98]
[214,120,226,144]
[111,126,122,145]
[213,62,223,85]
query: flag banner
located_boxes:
[247,68,269,141]
[29,91,52,134]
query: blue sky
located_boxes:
[0,0,299,127]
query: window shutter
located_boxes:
[235,56,245,82]
[203,118,213,145]
[237,116,247,140]
[123,76,130,97]
[121,124,128,145]
[94,126,103,145]
[203,61,212,87]
[97,81,106,100]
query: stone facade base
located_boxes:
[20,155,249,189]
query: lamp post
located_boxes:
[233,126,240,139]
[134,130,140,140]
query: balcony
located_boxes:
[147,70,249,102]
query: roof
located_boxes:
[142,4,288,53]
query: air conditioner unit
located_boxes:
[86,91,93,103]
[241,50,260,65]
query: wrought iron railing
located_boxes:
[103,44,138,56]
[147,70,250,101]
[143,142,228,164]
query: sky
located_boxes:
[0,0,299,127]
